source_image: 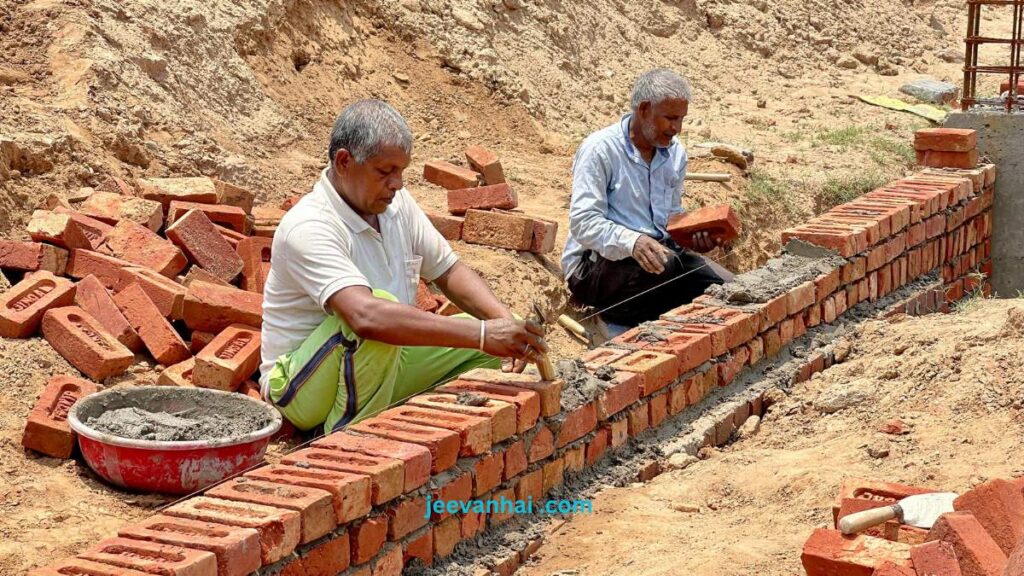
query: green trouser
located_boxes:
[267,289,501,434]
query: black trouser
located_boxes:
[568,245,726,326]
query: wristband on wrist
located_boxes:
[479,320,486,350]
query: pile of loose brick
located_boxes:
[420,146,558,254]
[21,128,998,575]
[3,175,284,458]
[802,477,1024,576]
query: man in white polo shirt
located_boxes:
[260,100,547,434]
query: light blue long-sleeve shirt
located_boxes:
[561,114,687,279]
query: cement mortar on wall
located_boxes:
[944,111,1024,296]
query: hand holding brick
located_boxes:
[667,205,741,250]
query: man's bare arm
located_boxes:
[432,262,514,321]
[327,285,546,359]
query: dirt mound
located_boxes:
[523,299,1024,575]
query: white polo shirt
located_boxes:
[259,168,458,391]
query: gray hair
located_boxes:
[630,69,693,113]
[328,100,413,164]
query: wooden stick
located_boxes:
[685,172,731,182]
[557,314,588,339]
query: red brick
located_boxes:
[953,478,1024,555]
[41,306,134,380]
[312,432,431,493]
[281,534,350,576]
[0,271,75,338]
[380,404,491,456]
[166,210,244,283]
[346,418,460,474]
[73,274,142,351]
[928,511,1007,576]
[80,191,164,231]
[245,464,371,523]
[801,529,912,576]
[447,183,517,215]
[607,418,628,448]
[502,439,527,480]
[167,201,247,233]
[371,543,403,576]
[458,368,563,417]
[581,346,631,370]
[555,401,598,447]
[214,224,247,249]
[462,209,534,251]
[423,160,480,190]
[648,393,668,427]
[29,558,153,576]
[595,370,641,420]
[815,269,842,302]
[79,537,217,576]
[464,145,505,185]
[182,281,263,333]
[436,379,540,433]
[158,358,195,387]
[0,240,68,275]
[95,176,136,196]
[530,216,559,254]
[207,478,336,544]
[910,541,962,576]
[609,350,679,395]
[428,470,472,521]
[192,324,260,391]
[668,381,689,414]
[488,485,517,526]
[408,393,516,444]
[385,496,427,541]
[163,496,300,565]
[836,479,931,506]
[563,443,586,473]
[432,516,460,559]
[747,334,766,363]
[120,266,187,319]
[627,403,650,436]
[816,215,881,246]
[28,209,111,251]
[283,448,403,506]
[236,237,272,294]
[102,220,187,277]
[835,497,898,539]
[667,205,741,250]
[118,515,261,576]
[403,527,433,567]
[585,426,610,465]
[138,177,219,211]
[788,281,817,314]
[114,283,190,366]
[542,457,565,493]
[471,451,504,496]
[717,346,749,386]
[350,515,388,565]
[424,210,464,241]
[917,149,979,170]
[526,425,554,463]
[781,223,868,257]
[66,250,130,290]
[915,128,977,152]
[460,509,485,539]
[212,179,254,214]
[871,561,915,576]
[251,206,284,238]
[22,375,98,458]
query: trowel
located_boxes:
[838,492,958,535]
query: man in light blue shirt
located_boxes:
[562,69,734,332]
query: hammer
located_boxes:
[527,302,557,381]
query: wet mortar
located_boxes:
[706,241,846,304]
[77,387,274,442]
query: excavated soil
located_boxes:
[0,0,1019,573]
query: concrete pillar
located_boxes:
[944,111,1024,296]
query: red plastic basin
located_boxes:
[69,386,281,495]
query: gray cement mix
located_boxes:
[80,387,273,442]
[706,247,846,304]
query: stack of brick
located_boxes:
[24,158,1001,574]
[2,176,286,457]
[422,146,558,254]
[802,476,1024,576]
[914,128,980,170]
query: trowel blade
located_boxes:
[899,492,958,529]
